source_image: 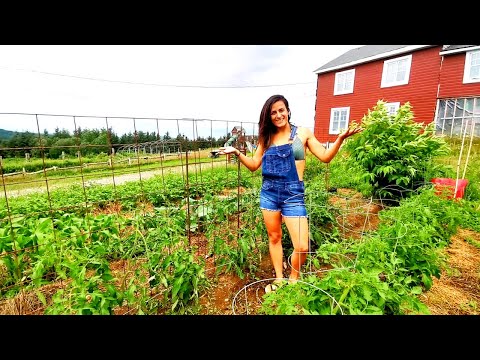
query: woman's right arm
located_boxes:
[218,143,264,172]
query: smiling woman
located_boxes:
[219,94,362,292]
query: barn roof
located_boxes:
[314,45,435,74]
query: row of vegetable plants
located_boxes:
[0,162,265,314]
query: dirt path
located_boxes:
[420,228,480,314]
[85,159,226,186]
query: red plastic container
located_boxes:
[431,178,469,199]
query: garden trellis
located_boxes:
[455,118,476,194]
[1,109,478,315]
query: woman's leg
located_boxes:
[283,216,309,281]
[262,209,284,280]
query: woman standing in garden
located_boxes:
[219,94,362,292]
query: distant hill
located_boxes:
[0,128,16,141]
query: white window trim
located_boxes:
[463,50,480,84]
[329,107,350,135]
[381,54,412,88]
[334,69,355,95]
[385,102,400,115]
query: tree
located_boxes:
[163,131,172,141]
[7,131,37,157]
[48,138,77,158]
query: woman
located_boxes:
[219,94,362,292]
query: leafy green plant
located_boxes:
[43,257,124,315]
[155,248,206,314]
[343,100,450,200]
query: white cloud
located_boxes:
[0,45,361,139]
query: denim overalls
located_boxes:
[259,125,307,218]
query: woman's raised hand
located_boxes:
[340,122,364,140]
[218,146,237,155]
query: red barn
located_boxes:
[313,45,480,144]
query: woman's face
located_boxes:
[270,100,288,128]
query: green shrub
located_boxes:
[343,100,450,200]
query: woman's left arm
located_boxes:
[304,126,362,163]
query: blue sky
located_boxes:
[0,45,361,139]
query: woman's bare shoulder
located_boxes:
[296,126,314,138]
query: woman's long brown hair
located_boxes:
[258,94,290,150]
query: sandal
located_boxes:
[264,283,278,293]
[264,280,285,293]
